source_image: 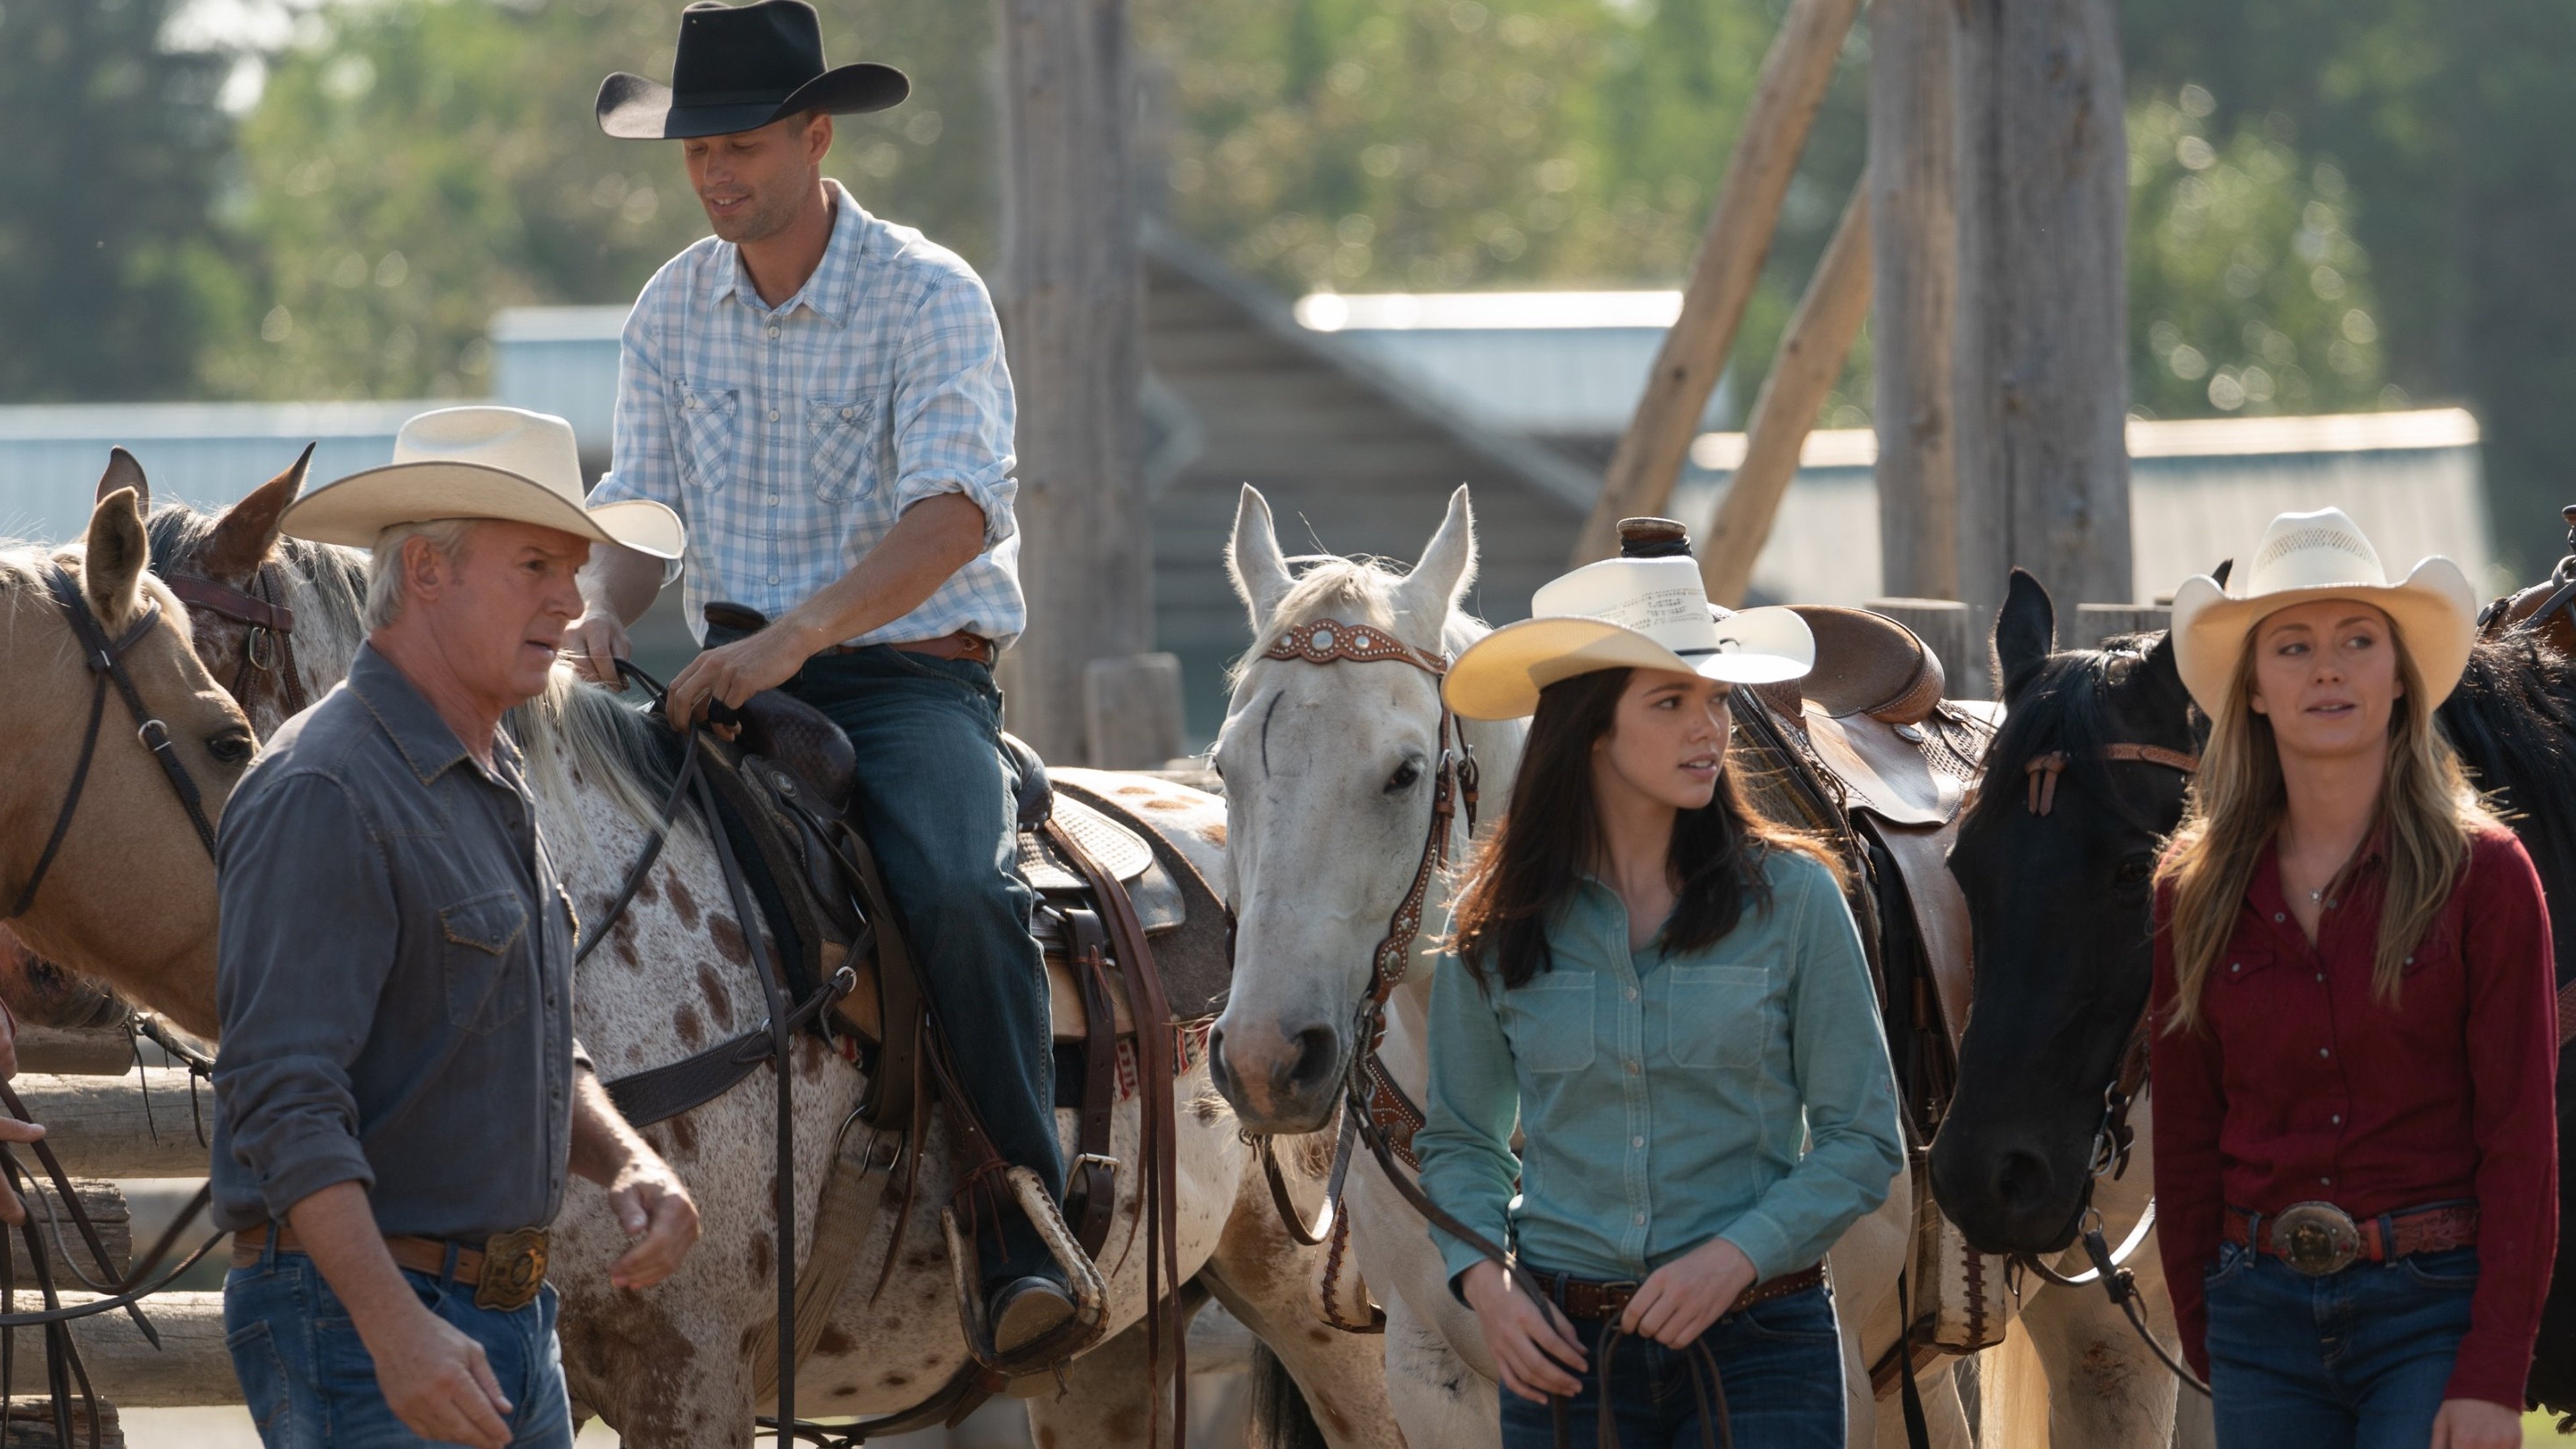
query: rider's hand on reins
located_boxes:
[561,608,631,688]
[1621,1236,1757,1349]
[663,627,811,733]
[1464,1260,1587,1403]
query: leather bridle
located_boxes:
[5,568,223,921]
[2006,737,2210,1395]
[164,566,305,721]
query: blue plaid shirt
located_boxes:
[589,180,1024,647]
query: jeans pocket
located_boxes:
[224,1319,294,1436]
[441,890,529,1032]
[1732,1285,1841,1344]
[2203,1239,2251,1291]
[2397,1246,2481,1291]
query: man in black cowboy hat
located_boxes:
[567,0,1077,1356]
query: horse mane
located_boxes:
[508,669,688,847]
[1232,555,1487,689]
[1957,634,2183,839]
[2440,634,2576,876]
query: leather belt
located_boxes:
[1532,1263,1825,1324]
[2224,1201,2478,1277]
[233,1222,552,1311]
[821,631,994,665]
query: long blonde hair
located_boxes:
[2157,615,2493,1030]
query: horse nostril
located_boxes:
[1994,1148,2053,1214]
[1285,1023,1339,1093]
[1206,1026,1235,1092]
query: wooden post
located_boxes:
[5,1181,129,1285]
[9,1071,214,1178]
[1865,598,1976,700]
[992,0,1150,763]
[3,1399,123,1448]
[1701,181,1873,607]
[13,1026,135,1077]
[1082,653,1185,770]
[1576,0,1865,565]
[2068,604,2170,651]
[1953,0,2135,643]
[1868,0,1962,600]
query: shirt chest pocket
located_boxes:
[1666,963,1771,1069]
[806,395,879,503]
[441,891,529,1034]
[674,386,739,494]
[1503,970,1597,1074]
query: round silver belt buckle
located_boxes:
[2269,1201,2361,1275]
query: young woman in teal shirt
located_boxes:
[1422,540,1904,1448]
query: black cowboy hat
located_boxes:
[596,0,908,142]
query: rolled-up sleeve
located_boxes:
[889,271,1018,549]
[1417,949,1523,1298]
[1719,865,1904,1281]
[211,772,398,1220]
[587,299,682,515]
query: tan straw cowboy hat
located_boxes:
[282,406,685,559]
[2169,505,2477,714]
[1445,555,1815,720]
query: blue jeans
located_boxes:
[771,641,1063,1286]
[1499,1277,1845,1449]
[2204,1239,2479,1448]
[221,1245,572,1448]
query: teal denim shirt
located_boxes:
[1417,849,1903,1291]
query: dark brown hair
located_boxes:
[1447,667,1838,990]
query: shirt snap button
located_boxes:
[768,494,780,506]
[1625,988,1638,1002]
[767,409,780,422]
[1633,1212,1646,1226]
[1631,1136,1644,1148]
[1624,1059,1640,1075]
[2318,1047,2330,1059]
[767,325,780,338]
[2273,912,2286,922]
[841,407,854,419]
[2331,1114,2342,1124]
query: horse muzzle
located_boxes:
[1208,1016,1346,1134]
[1927,1126,2090,1256]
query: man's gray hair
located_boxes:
[364,519,480,631]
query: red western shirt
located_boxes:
[2149,824,2559,1409]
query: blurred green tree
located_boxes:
[0,0,240,402]
[201,0,994,400]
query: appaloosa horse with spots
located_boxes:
[103,453,1399,1448]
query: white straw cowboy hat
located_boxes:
[1445,556,1815,720]
[2169,506,2477,714]
[281,406,686,559]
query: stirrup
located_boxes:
[942,1165,1110,1376]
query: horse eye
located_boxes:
[2113,855,2155,887]
[207,731,255,767]
[1385,759,1422,793]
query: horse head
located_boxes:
[0,468,258,1037]
[1929,568,2200,1253]
[1207,484,1513,1132]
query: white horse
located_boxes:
[1202,484,1986,1448]
[137,475,1402,1449]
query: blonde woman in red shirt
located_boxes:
[2151,508,2557,1449]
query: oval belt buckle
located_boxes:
[476,1228,549,1311]
[2270,1201,2361,1276]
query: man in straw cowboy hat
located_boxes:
[564,0,1079,1346]
[211,406,704,1449]
[2149,507,2552,1449]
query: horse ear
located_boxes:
[1993,567,2055,702]
[1228,485,1293,631]
[83,488,150,630]
[203,443,314,581]
[95,447,148,513]
[1395,486,1477,634]
[2212,557,2235,590]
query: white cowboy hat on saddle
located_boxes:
[2169,505,2477,714]
[1444,555,1815,720]
[280,405,686,559]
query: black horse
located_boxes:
[1929,566,2576,1416]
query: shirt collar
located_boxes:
[348,643,520,790]
[2245,824,2390,931]
[707,178,870,327]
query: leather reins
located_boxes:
[2006,739,2212,1397]
[5,568,222,920]
[164,566,306,721]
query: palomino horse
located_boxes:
[1204,484,1990,1448]
[71,457,1401,1448]
[1933,567,2576,1436]
[0,486,256,1038]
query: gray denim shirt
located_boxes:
[210,644,586,1240]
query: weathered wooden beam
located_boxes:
[1701,181,1874,607]
[1081,653,1186,770]
[1869,0,1962,600]
[15,1027,134,1078]
[9,1073,211,1179]
[1953,0,2134,643]
[55,1291,235,1409]
[3,1180,129,1285]
[1576,0,1866,565]
[991,0,1150,763]
[1,1397,123,1449]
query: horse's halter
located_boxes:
[1260,618,1481,1007]
[164,566,305,721]
[4,568,223,920]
